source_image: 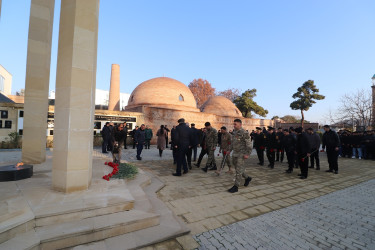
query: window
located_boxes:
[4,121,12,129]
[19,129,23,135]
[0,75,4,93]
[179,94,184,101]
[0,120,2,128]
[1,110,8,119]
[49,130,54,135]
[19,111,24,118]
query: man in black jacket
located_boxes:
[194,128,207,168]
[322,125,340,174]
[173,118,192,176]
[295,127,311,179]
[135,124,146,160]
[283,129,297,173]
[253,127,265,166]
[101,122,111,153]
[307,128,321,170]
[265,127,277,169]
[122,122,128,149]
[112,124,127,163]
[190,123,200,162]
[276,127,284,162]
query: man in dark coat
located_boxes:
[322,125,340,174]
[172,118,192,176]
[131,126,139,149]
[165,125,170,148]
[170,125,177,164]
[306,128,321,170]
[253,127,265,166]
[135,124,146,160]
[276,127,285,162]
[295,127,311,179]
[101,122,111,153]
[122,122,128,149]
[190,123,200,162]
[265,127,277,169]
[282,129,297,173]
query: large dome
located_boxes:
[125,77,198,111]
[201,96,242,117]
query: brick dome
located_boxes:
[125,77,199,112]
[201,96,242,117]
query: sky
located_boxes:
[1,0,374,123]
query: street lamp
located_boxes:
[372,74,375,85]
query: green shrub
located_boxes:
[112,163,138,179]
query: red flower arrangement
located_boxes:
[102,162,119,181]
[301,158,305,162]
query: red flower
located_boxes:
[108,174,113,177]
[320,150,324,152]
[104,162,108,165]
[301,158,305,162]
[270,149,273,153]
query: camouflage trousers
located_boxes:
[220,152,231,169]
[205,148,216,167]
[233,155,248,187]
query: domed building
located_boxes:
[125,77,199,112]
[201,96,242,117]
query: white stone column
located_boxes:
[52,0,100,193]
[22,0,55,164]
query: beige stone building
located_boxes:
[0,64,12,96]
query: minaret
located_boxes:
[108,64,120,111]
[372,74,375,128]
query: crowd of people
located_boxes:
[101,120,375,193]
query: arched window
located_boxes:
[179,94,184,101]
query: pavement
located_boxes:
[2,146,375,249]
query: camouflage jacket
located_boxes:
[205,127,218,148]
[230,128,252,156]
[220,132,232,152]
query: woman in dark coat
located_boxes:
[157,125,167,157]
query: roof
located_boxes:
[201,96,242,117]
[0,93,15,103]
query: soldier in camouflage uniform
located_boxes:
[202,122,218,172]
[228,119,253,193]
[217,126,233,174]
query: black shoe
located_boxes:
[267,164,271,167]
[270,165,274,169]
[316,167,320,170]
[285,170,292,173]
[326,170,333,173]
[172,173,181,176]
[334,171,338,174]
[209,165,217,171]
[194,163,200,168]
[298,174,302,176]
[188,165,192,170]
[300,176,307,179]
[244,177,252,187]
[183,170,188,174]
[202,167,208,173]
[308,166,314,169]
[228,185,238,193]
[257,163,264,166]
[102,152,108,154]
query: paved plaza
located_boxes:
[1,147,374,249]
[194,179,375,250]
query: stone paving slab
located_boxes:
[194,179,375,250]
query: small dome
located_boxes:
[125,77,198,112]
[201,96,242,117]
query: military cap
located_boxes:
[267,126,274,130]
[307,127,314,131]
[191,123,195,127]
[178,118,185,123]
[295,127,303,133]
[256,127,262,130]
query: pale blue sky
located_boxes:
[1,0,374,123]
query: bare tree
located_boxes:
[188,79,216,108]
[336,89,372,128]
[217,88,241,102]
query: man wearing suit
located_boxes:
[172,118,192,176]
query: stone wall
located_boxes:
[140,106,274,144]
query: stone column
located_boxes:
[22,0,55,164]
[108,64,120,111]
[52,0,100,193]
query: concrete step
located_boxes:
[33,187,134,227]
[0,196,35,244]
[0,230,39,250]
[36,210,160,250]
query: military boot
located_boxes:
[228,185,238,193]
[201,166,208,172]
[208,164,217,171]
[244,177,252,187]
